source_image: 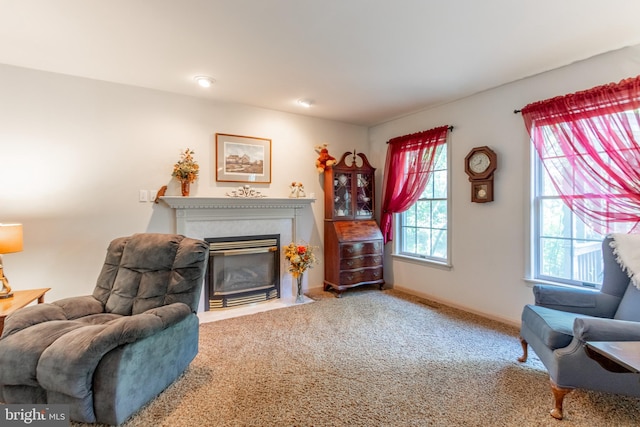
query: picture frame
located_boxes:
[215,133,272,183]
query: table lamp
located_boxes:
[0,223,23,299]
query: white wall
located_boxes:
[3,45,640,323]
[0,64,368,302]
[369,45,640,325]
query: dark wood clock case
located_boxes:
[464,146,498,203]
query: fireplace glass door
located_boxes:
[205,235,280,309]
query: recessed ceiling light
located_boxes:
[194,76,215,88]
[297,99,313,108]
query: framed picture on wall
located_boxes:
[215,133,272,183]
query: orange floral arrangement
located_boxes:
[284,242,318,278]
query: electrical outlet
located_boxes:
[149,189,157,202]
[139,190,148,202]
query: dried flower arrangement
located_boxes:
[172,148,199,183]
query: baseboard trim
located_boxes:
[391,285,521,328]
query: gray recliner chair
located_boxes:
[0,233,208,425]
[518,235,640,419]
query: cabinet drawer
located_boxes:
[340,241,382,257]
[340,254,382,270]
[340,267,383,285]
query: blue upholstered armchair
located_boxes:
[0,233,208,425]
[518,235,640,419]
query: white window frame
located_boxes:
[527,126,622,288]
[393,142,452,268]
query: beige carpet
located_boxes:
[74,288,639,426]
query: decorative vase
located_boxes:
[181,180,190,197]
[296,274,304,303]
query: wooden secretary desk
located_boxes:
[323,151,384,297]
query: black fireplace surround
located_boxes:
[204,234,280,309]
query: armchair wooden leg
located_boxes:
[517,337,528,362]
[550,380,572,420]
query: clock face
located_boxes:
[469,152,491,174]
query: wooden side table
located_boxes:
[0,288,51,336]
[585,341,640,373]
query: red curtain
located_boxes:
[380,125,450,243]
[522,76,640,234]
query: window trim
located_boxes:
[525,141,535,283]
[392,141,452,267]
[528,131,605,288]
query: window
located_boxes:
[533,145,605,287]
[524,77,640,288]
[398,143,448,262]
[531,109,640,287]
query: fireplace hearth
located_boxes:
[204,234,280,309]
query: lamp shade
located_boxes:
[0,223,23,254]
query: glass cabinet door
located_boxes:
[333,173,352,217]
[356,172,373,217]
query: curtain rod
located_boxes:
[514,109,522,114]
[385,126,454,144]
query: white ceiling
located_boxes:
[2,0,640,126]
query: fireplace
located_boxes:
[159,196,314,312]
[204,234,280,309]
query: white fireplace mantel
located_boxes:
[159,196,315,243]
[160,196,314,210]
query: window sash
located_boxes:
[397,144,449,262]
[533,148,604,287]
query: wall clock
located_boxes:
[464,146,497,203]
